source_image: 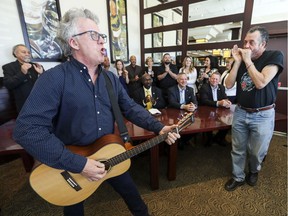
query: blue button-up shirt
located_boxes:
[13,57,164,173]
[211,85,218,101]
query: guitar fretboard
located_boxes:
[106,112,193,168]
[107,133,167,167]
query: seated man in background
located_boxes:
[167,72,198,149]
[132,73,166,110]
[168,72,198,112]
[199,72,231,147]
[2,44,44,113]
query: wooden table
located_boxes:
[125,105,287,190]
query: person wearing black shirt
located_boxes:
[156,53,178,102]
[224,26,284,191]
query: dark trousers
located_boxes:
[205,129,229,145]
[63,172,148,216]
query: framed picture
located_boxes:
[16,0,62,61]
[152,14,163,48]
[107,0,129,63]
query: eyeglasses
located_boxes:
[72,30,107,43]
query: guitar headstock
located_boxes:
[176,112,194,133]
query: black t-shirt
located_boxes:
[156,63,178,89]
[236,50,284,108]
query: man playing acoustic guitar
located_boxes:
[13,8,180,216]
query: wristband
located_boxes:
[246,63,254,70]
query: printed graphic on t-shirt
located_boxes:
[240,72,255,92]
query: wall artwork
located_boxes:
[16,0,62,61]
[107,0,129,63]
[152,14,163,48]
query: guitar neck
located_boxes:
[104,112,193,169]
[106,133,167,168]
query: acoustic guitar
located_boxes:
[29,112,194,206]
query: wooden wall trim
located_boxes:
[252,20,288,37]
[241,0,254,41]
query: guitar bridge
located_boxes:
[61,171,82,191]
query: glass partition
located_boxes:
[144,0,177,9]
[144,34,152,49]
[144,14,152,29]
[188,0,245,22]
[145,30,180,48]
[187,22,242,44]
[162,30,176,47]
[144,7,182,29]
[152,52,163,64]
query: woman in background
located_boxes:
[179,56,198,95]
[115,59,129,93]
[144,56,157,85]
[220,57,237,103]
[197,55,219,91]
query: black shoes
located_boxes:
[224,178,245,191]
[246,172,258,186]
[225,172,259,191]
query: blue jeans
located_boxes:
[64,172,148,216]
[231,105,275,181]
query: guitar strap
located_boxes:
[102,71,131,144]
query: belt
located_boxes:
[238,103,275,113]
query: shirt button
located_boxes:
[95,95,97,98]
[99,128,101,131]
[97,111,100,114]
[88,79,91,82]
[83,67,86,69]
[80,70,82,73]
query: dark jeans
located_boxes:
[63,172,148,216]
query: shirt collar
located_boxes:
[210,84,218,90]
[143,86,152,91]
[70,57,103,75]
[178,85,186,91]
